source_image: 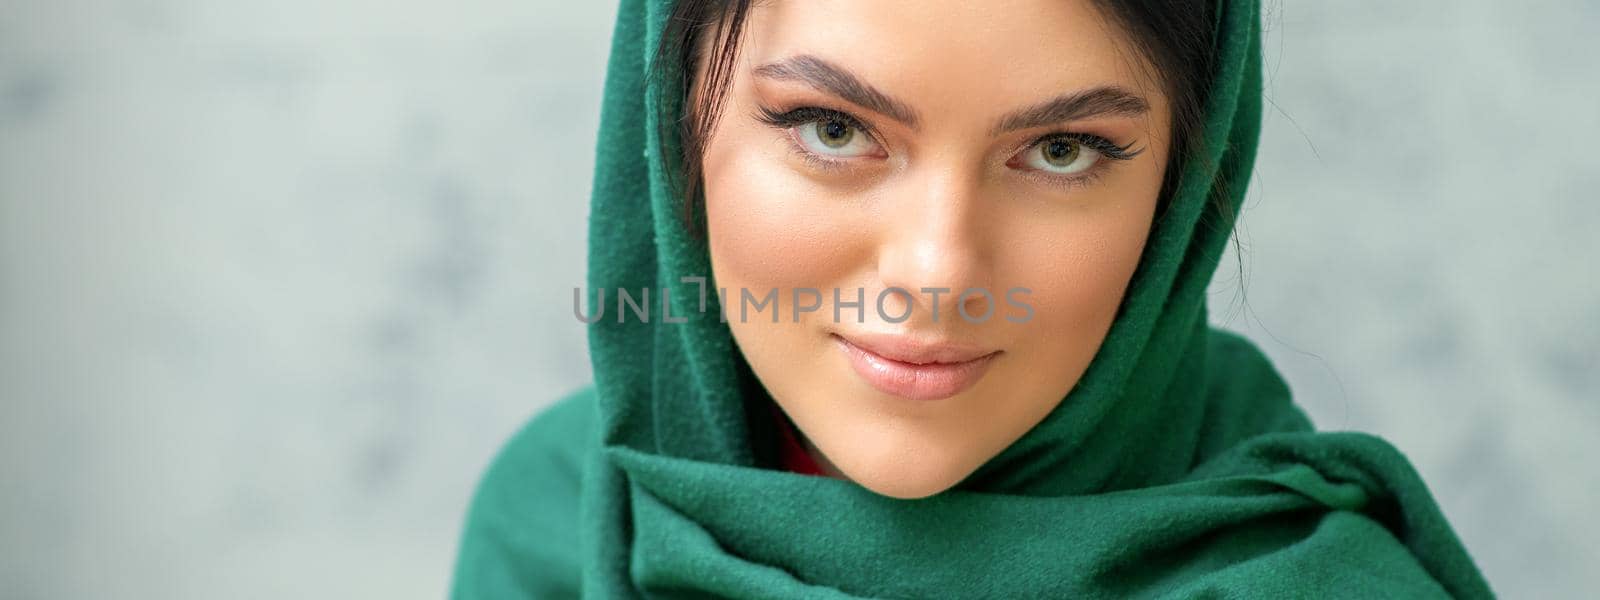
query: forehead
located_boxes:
[736,0,1166,117]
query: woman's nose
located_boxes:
[874,167,994,322]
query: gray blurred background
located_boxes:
[1,1,1594,598]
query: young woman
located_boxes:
[453,0,1494,597]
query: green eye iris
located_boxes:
[817,119,854,148]
[1042,138,1081,167]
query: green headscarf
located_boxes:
[452,0,1494,597]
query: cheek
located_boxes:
[701,123,870,396]
[702,128,869,297]
[994,198,1156,398]
[1016,220,1148,330]
[1001,146,1166,354]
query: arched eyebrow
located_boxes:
[753,55,921,128]
[752,55,1149,136]
[990,87,1150,135]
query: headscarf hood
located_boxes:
[578,0,1493,596]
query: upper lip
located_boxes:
[833,330,1000,365]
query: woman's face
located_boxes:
[700,0,1172,499]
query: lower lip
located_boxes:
[834,335,999,401]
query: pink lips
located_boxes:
[833,332,1001,401]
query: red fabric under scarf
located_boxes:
[768,401,827,477]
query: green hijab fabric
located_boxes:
[452,0,1494,597]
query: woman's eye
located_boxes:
[795,118,878,158]
[1021,137,1102,175]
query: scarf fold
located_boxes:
[451,0,1494,597]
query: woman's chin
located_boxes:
[857,477,960,500]
[824,441,978,500]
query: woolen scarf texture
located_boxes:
[451,0,1495,596]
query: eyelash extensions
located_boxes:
[754,105,885,173]
[756,105,880,141]
[752,104,1144,190]
[1031,132,1143,162]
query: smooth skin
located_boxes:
[698,0,1173,499]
